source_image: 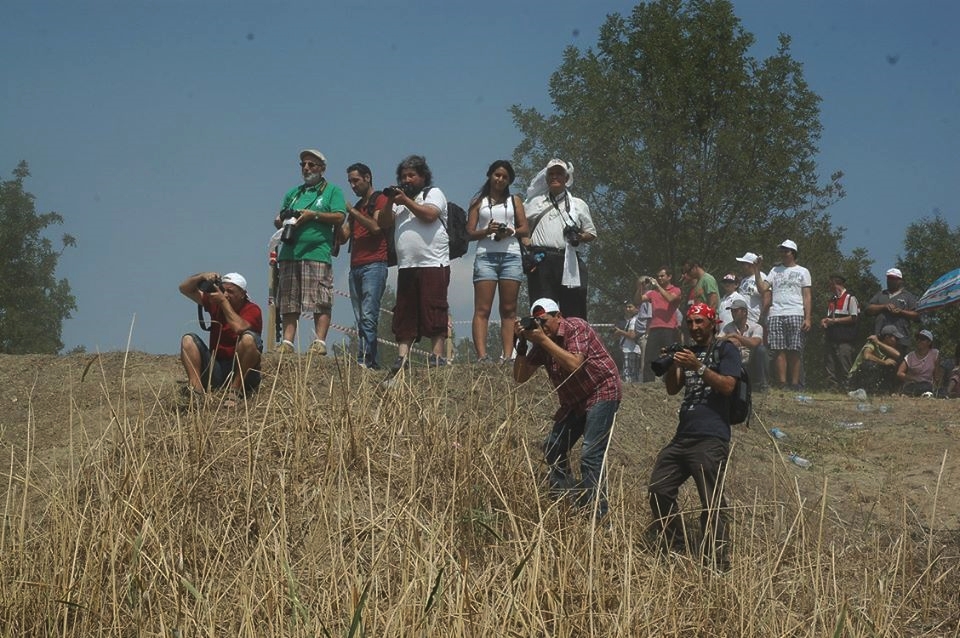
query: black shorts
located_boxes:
[186,332,262,392]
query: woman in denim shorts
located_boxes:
[466,160,529,363]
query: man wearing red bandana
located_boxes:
[513,297,622,519]
[647,302,742,570]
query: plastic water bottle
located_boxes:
[837,421,865,430]
[847,388,868,401]
[855,403,873,412]
[789,452,812,468]
[878,404,892,413]
[795,395,814,404]
[770,427,787,439]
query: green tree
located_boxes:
[897,214,960,356]
[510,0,849,313]
[0,161,77,354]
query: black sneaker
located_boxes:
[427,354,447,368]
[389,356,408,376]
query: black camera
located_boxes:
[198,277,224,294]
[563,224,581,247]
[491,222,510,241]
[518,316,544,332]
[279,208,301,244]
[383,184,418,198]
[650,342,686,377]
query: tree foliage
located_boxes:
[510,0,856,321]
[897,214,960,356]
[0,161,77,354]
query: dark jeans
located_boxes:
[526,249,588,320]
[349,261,388,368]
[648,436,730,563]
[543,400,619,518]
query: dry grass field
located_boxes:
[1,351,959,636]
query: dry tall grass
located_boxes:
[1,354,958,636]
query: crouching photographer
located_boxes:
[647,303,741,571]
[179,271,263,402]
[512,298,622,520]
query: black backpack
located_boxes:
[708,341,753,426]
[423,187,470,259]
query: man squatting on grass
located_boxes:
[648,302,741,570]
[512,298,622,519]
[179,272,263,397]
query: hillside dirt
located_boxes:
[1,351,959,539]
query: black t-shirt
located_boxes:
[675,340,742,441]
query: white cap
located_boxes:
[917,329,934,342]
[222,272,247,291]
[530,298,560,316]
[886,267,903,279]
[299,149,326,165]
[736,251,759,264]
[545,158,571,174]
[779,239,798,252]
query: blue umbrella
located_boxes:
[917,267,960,312]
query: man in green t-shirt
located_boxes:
[272,149,347,355]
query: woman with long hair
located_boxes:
[466,160,528,362]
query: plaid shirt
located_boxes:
[527,317,622,420]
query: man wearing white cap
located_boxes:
[179,271,263,398]
[272,149,347,355]
[735,251,770,324]
[513,297,621,519]
[865,267,919,355]
[521,159,596,319]
[766,239,811,390]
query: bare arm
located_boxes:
[512,196,529,238]
[179,272,219,305]
[801,287,812,331]
[466,198,490,240]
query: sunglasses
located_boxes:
[299,161,322,168]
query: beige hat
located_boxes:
[299,149,327,165]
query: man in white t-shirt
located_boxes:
[766,239,812,390]
[735,251,770,324]
[386,155,450,374]
[716,273,746,333]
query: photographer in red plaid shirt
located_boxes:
[513,298,622,519]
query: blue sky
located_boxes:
[2,0,957,354]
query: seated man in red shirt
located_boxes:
[179,271,263,399]
[513,298,622,519]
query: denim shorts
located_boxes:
[473,251,523,283]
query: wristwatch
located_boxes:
[696,364,707,376]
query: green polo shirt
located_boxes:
[277,181,347,263]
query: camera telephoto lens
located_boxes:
[650,354,675,377]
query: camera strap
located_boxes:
[548,190,577,228]
[197,303,211,332]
